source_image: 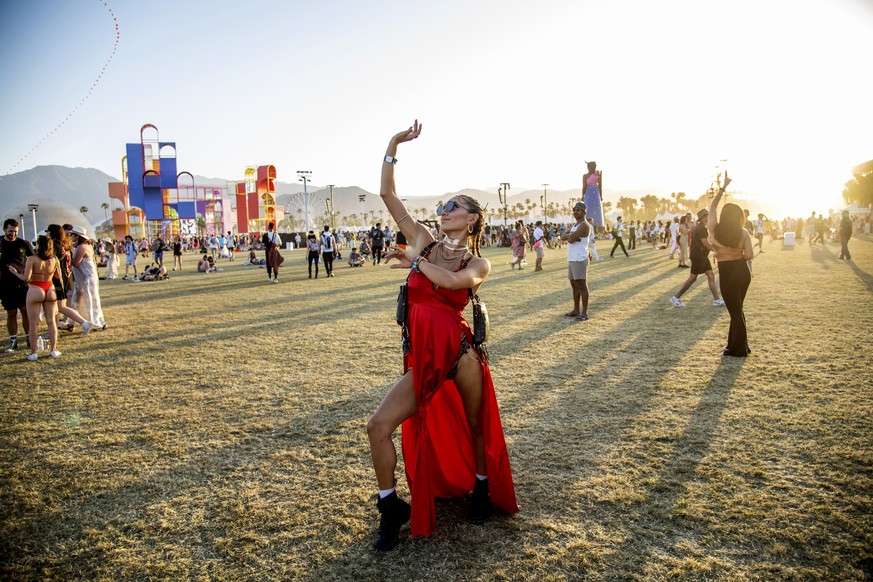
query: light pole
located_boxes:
[327,184,335,230]
[498,182,510,227]
[541,183,549,222]
[27,204,38,239]
[298,170,312,232]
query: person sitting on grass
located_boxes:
[140,264,168,281]
[197,254,217,273]
[348,247,363,267]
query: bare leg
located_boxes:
[45,300,58,351]
[579,279,589,315]
[705,271,721,299]
[6,309,18,336]
[25,291,43,355]
[57,299,86,325]
[453,350,487,475]
[367,370,418,490]
[570,280,583,314]
[674,273,699,299]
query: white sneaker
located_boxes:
[82,321,94,337]
[50,350,62,358]
[27,353,38,361]
[670,296,686,308]
[268,277,274,282]
[713,299,725,306]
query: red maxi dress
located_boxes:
[401,255,519,537]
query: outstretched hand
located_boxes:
[390,120,422,145]
[723,172,732,189]
[383,246,415,269]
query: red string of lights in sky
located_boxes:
[5,0,120,176]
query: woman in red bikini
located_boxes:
[6,235,62,360]
[366,120,518,551]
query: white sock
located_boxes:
[476,474,488,481]
[378,487,395,499]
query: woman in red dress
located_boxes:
[366,120,519,551]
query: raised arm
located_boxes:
[380,120,432,250]
[708,174,731,233]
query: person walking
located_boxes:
[587,218,601,262]
[561,202,592,320]
[677,214,690,268]
[263,222,283,283]
[122,235,138,280]
[628,220,637,250]
[669,209,725,308]
[306,231,321,279]
[153,235,166,267]
[1,218,32,353]
[70,226,107,331]
[370,223,386,265]
[47,224,93,336]
[320,225,335,277]
[172,236,183,271]
[532,220,546,271]
[754,213,769,253]
[367,120,518,550]
[509,221,527,270]
[838,210,853,260]
[708,176,754,357]
[610,216,629,258]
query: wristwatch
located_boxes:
[384,155,398,165]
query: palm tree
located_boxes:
[101,202,110,223]
[617,197,638,220]
[195,216,206,238]
[80,206,89,215]
[640,195,659,221]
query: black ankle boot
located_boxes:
[468,478,491,525]
[373,491,411,551]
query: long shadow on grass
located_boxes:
[0,393,375,576]
[596,356,746,578]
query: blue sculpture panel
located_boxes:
[126,143,145,209]
[177,201,196,219]
[144,188,163,220]
[160,157,177,189]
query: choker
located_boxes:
[441,236,468,252]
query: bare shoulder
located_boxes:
[468,255,491,274]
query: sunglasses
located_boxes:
[436,200,468,215]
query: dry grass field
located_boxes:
[2,234,871,580]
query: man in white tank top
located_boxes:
[560,202,592,321]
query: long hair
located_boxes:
[36,235,54,261]
[715,203,744,248]
[456,194,485,257]
[47,224,70,255]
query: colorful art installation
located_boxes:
[235,164,283,235]
[108,124,222,239]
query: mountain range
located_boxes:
[1,165,738,228]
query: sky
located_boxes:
[1,0,871,217]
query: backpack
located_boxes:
[262,232,271,247]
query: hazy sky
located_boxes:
[1,0,871,216]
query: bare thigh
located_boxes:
[453,349,485,430]
[369,369,418,435]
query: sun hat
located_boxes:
[697,209,709,219]
[70,225,89,238]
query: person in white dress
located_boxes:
[70,226,106,331]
